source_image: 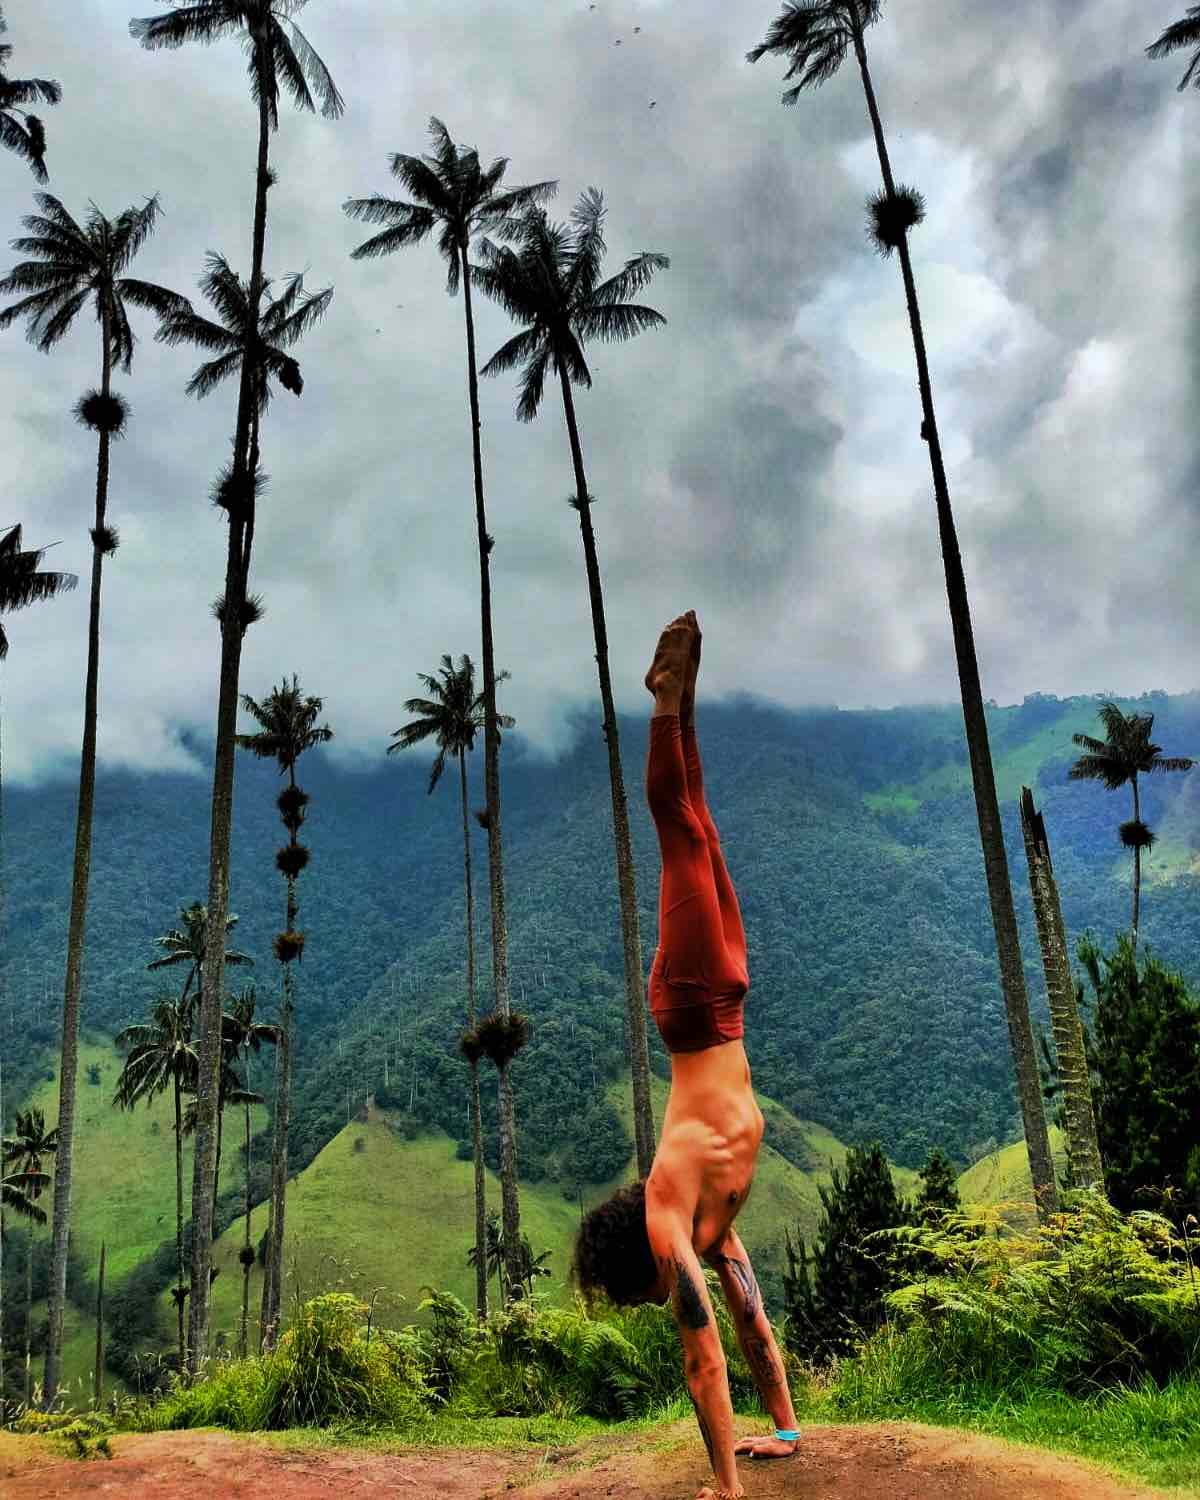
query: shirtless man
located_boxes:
[571,611,800,1500]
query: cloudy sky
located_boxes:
[1,0,1197,784]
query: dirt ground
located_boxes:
[0,1419,1189,1500]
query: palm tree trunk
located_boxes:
[1,1055,6,1406]
[264,845,297,1351]
[240,1048,252,1360]
[92,1242,104,1410]
[1020,790,1104,1191]
[459,749,488,1321]
[1131,777,1141,952]
[173,1073,186,1371]
[850,22,1057,1219]
[258,1038,278,1354]
[23,1221,31,1406]
[555,367,655,1178]
[189,74,273,1377]
[44,302,115,1402]
[459,247,522,1293]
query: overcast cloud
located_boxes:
[1,0,1196,784]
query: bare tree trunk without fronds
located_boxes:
[850,17,1057,1219]
[1020,788,1104,1191]
[44,302,115,1402]
[556,366,655,1177]
[459,748,488,1321]
[93,1241,104,1409]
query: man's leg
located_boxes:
[679,612,748,981]
[645,617,730,988]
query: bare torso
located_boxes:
[646,1039,764,1258]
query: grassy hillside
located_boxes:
[956,1127,1068,1223]
[190,1072,919,1349]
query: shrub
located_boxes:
[866,1191,1200,1394]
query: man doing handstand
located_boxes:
[572,610,800,1500]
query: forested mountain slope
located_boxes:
[5,689,1199,1189]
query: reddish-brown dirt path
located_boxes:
[0,1420,1187,1500]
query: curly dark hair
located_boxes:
[570,1179,660,1307]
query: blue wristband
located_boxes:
[774,1428,799,1442]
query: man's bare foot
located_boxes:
[645,614,694,714]
[681,608,701,721]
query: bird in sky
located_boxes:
[634,25,641,32]
[649,100,656,107]
[615,38,621,44]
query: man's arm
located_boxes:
[709,1229,800,1458]
[646,1182,743,1496]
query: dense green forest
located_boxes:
[5,686,1198,1193]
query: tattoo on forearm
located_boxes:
[689,1393,717,1469]
[715,1254,760,1322]
[673,1260,709,1331]
[746,1336,783,1388]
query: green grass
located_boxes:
[823,1361,1200,1494]
[955,1127,1068,1223]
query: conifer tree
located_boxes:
[782,1141,910,1362]
[913,1146,961,1226]
[1080,934,1200,1222]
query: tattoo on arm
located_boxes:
[746,1335,783,1388]
[673,1259,709,1331]
[715,1254,760,1323]
[689,1394,717,1470]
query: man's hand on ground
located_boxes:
[733,1433,798,1459]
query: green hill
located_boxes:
[956,1127,1069,1224]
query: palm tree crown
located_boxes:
[390,654,514,794]
[113,994,199,1111]
[149,902,254,1022]
[0,5,62,182]
[470,188,668,423]
[236,674,334,773]
[343,115,557,292]
[2,1108,56,1206]
[130,1,344,130]
[0,192,188,365]
[0,525,77,659]
[156,252,332,410]
[1146,6,1200,90]
[1070,701,1194,795]
[746,1,883,103]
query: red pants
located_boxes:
[645,713,749,1053]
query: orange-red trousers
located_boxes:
[645,713,749,1054]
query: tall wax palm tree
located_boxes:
[344,119,558,1278]
[469,190,667,1189]
[389,653,515,1320]
[0,525,77,658]
[235,675,332,1351]
[1147,7,1200,90]
[2,1108,57,1403]
[0,191,191,1397]
[1069,702,1193,951]
[747,0,1059,1217]
[0,6,61,183]
[149,902,254,1025]
[1019,786,1104,1191]
[130,0,342,1373]
[113,994,198,1372]
[221,984,278,1358]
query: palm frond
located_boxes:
[1145,7,1200,91]
[573,301,666,344]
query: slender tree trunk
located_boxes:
[189,72,273,1376]
[258,1038,278,1354]
[1131,777,1141,952]
[459,247,522,1293]
[240,1047,252,1360]
[173,1073,186,1371]
[44,305,115,1402]
[23,1220,31,1405]
[1020,789,1105,1191]
[92,1241,104,1409]
[556,367,655,1176]
[459,749,488,1321]
[850,23,1057,1219]
[264,760,299,1352]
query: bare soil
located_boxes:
[0,1419,1185,1499]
